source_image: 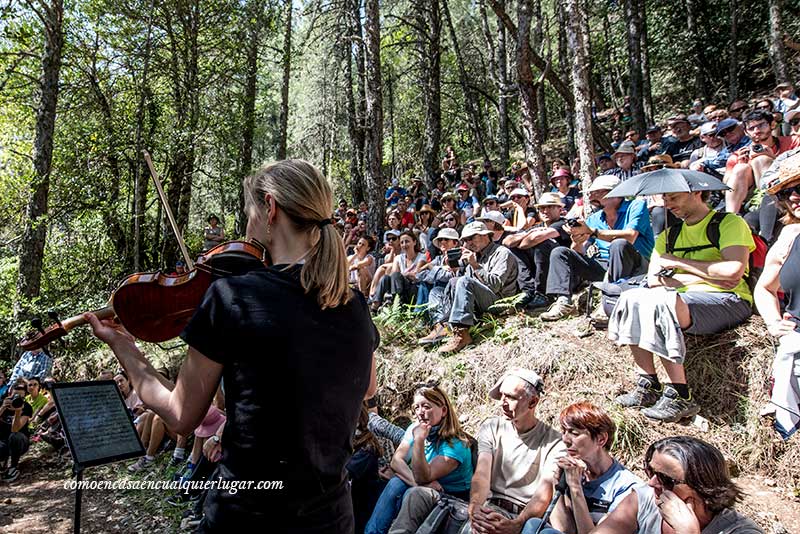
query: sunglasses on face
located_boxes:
[717,126,736,137]
[730,106,747,113]
[790,118,800,127]
[777,185,800,200]
[387,236,398,241]
[444,217,456,222]
[644,462,686,490]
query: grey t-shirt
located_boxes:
[477,417,565,507]
[635,485,764,534]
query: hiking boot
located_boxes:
[525,293,550,311]
[540,297,575,321]
[642,387,700,423]
[418,323,449,345]
[573,319,594,338]
[2,467,19,482]
[128,456,155,473]
[615,377,662,409]
[438,327,473,354]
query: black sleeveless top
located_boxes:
[780,233,800,332]
[181,264,379,531]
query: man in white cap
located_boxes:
[418,222,518,353]
[412,228,461,336]
[541,175,654,321]
[688,121,723,168]
[499,194,573,311]
[386,369,563,534]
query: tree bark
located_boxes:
[556,1,576,160]
[133,7,155,271]
[533,0,547,142]
[363,0,384,237]
[623,0,646,137]
[639,0,654,123]
[479,0,510,166]
[236,0,265,237]
[728,0,738,101]
[684,0,709,101]
[563,0,596,195]
[516,0,547,196]
[443,0,487,159]
[16,0,64,313]
[277,0,292,159]
[413,0,442,187]
[344,0,365,203]
[768,0,789,83]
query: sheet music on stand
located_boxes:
[51,380,144,467]
[50,380,145,534]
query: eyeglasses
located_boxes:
[790,118,800,127]
[745,121,771,131]
[776,185,800,200]
[386,236,398,241]
[644,462,686,490]
[444,217,456,222]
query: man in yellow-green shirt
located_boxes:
[608,190,754,423]
[24,377,50,420]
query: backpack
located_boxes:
[415,494,470,534]
[665,211,767,293]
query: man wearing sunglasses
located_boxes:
[727,99,749,121]
[723,110,797,214]
[695,118,750,178]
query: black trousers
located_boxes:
[744,193,781,244]
[0,432,30,468]
[546,239,646,298]
[508,240,557,296]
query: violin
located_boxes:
[18,150,270,351]
[18,240,269,351]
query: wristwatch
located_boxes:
[212,435,220,444]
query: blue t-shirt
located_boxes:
[385,187,407,205]
[402,423,473,493]
[581,459,642,524]
[586,198,654,260]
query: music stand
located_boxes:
[50,381,145,534]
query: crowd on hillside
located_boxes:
[1,85,799,533]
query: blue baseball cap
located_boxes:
[715,118,739,134]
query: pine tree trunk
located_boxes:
[346,0,366,203]
[768,0,789,83]
[563,0,596,196]
[443,0,487,159]
[556,1,576,160]
[277,0,292,159]
[516,0,546,196]
[414,0,442,187]
[728,0,738,101]
[684,0,709,101]
[533,0,548,142]
[363,0,384,237]
[479,0,510,166]
[639,0,654,123]
[133,10,155,271]
[623,0,645,137]
[236,0,264,237]
[16,0,64,314]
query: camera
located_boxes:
[565,218,583,228]
[751,144,765,153]
[10,394,24,409]
[446,247,462,268]
[656,268,675,278]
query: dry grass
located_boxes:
[374,312,799,494]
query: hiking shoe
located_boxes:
[525,293,550,311]
[169,455,185,468]
[589,304,609,329]
[615,377,662,409]
[642,387,700,423]
[418,323,449,345]
[2,467,19,482]
[540,297,575,321]
[128,456,155,473]
[574,319,594,338]
[438,327,473,354]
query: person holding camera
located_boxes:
[0,378,33,482]
[541,176,654,321]
[417,221,518,353]
[413,228,461,330]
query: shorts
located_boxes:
[680,291,752,335]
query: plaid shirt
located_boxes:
[9,350,53,384]
[603,163,642,181]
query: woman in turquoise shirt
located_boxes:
[365,384,473,534]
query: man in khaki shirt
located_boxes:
[469,369,565,534]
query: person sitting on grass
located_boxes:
[521,402,641,534]
[609,189,754,422]
[413,228,460,314]
[365,384,473,534]
[348,235,377,295]
[0,379,32,482]
[590,436,763,534]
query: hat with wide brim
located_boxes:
[433,227,460,244]
[488,368,544,400]
[460,221,494,239]
[477,210,507,229]
[195,407,226,438]
[785,109,800,123]
[613,141,637,156]
[640,154,679,173]
[587,175,622,193]
[534,192,565,208]
[417,204,437,217]
[766,153,800,195]
[605,168,730,197]
[441,192,457,202]
[549,168,572,182]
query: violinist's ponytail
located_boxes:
[244,160,351,309]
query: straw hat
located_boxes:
[534,192,565,208]
[766,153,800,195]
[433,228,460,244]
[460,222,494,239]
[641,154,679,172]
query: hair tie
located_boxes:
[318,218,332,228]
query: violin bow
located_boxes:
[142,150,195,270]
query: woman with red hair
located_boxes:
[522,402,641,534]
